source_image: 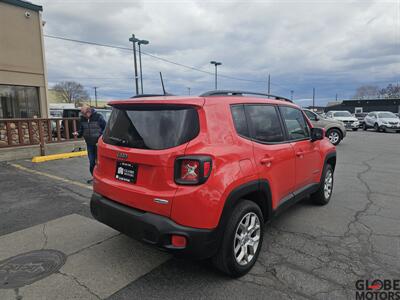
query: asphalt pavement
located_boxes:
[0,130,399,300]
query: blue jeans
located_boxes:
[87,144,97,175]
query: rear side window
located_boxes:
[245,105,284,143]
[230,105,250,137]
[103,105,199,150]
[280,106,310,140]
[304,110,316,120]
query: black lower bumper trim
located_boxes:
[90,193,220,259]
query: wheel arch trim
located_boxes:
[217,180,272,231]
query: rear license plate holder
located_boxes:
[115,161,138,183]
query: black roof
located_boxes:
[328,98,400,107]
[0,0,42,11]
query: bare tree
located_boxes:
[379,83,400,98]
[53,81,90,107]
[353,85,379,99]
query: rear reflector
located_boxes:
[203,161,211,177]
[171,235,187,248]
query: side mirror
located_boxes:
[311,127,324,142]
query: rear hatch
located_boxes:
[94,100,202,217]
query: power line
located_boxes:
[44,34,272,85]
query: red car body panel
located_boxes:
[93,95,336,232]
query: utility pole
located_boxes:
[290,90,294,101]
[210,61,222,89]
[187,87,191,95]
[267,74,271,95]
[137,39,149,94]
[335,93,338,101]
[312,88,315,109]
[93,86,98,108]
[129,34,139,95]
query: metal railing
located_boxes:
[0,118,82,155]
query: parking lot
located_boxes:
[0,130,399,300]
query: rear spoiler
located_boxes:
[108,97,205,107]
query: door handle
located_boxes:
[260,157,274,165]
[296,151,305,157]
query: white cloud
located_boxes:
[36,0,400,103]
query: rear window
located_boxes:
[103,105,199,150]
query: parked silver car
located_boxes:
[303,109,347,145]
[363,111,400,132]
[325,111,359,131]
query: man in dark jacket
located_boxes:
[73,105,106,182]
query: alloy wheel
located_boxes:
[328,131,340,144]
[233,212,261,266]
[324,169,333,199]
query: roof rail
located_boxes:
[200,90,292,103]
[130,93,174,98]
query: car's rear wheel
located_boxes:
[326,129,342,145]
[311,164,334,205]
[212,200,264,277]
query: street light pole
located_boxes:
[312,88,316,109]
[210,61,222,90]
[93,86,98,107]
[290,90,294,101]
[187,87,191,95]
[137,39,149,94]
[129,34,140,95]
[267,74,271,95]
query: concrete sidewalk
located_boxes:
[0,214,170,300]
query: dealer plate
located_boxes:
[115,161,138,183]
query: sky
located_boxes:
[35,0,400,106]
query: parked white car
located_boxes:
[325,111,359,131]
[363,111,400,132]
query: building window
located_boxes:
[355,107,363,113]
[0,85,40,119]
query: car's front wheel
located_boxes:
[326,129,342,145]
[212,200,264,277]
[363,123,368,131]
[374,123,380,132]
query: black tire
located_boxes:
[326,128,342,146]
[212,200,264,277]
[363,123,368,131]
[381,126,386,133]
[352,128,358,131]
[374,123,379,132]
[311,164,334,206]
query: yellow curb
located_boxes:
[32,150,87,163]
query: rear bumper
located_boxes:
[90,193,220,259]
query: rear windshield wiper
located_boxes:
[108,136,128,145]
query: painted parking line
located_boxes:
[9,163,92,191]
[0,214,170,299]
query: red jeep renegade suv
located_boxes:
[90,90,336,277]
